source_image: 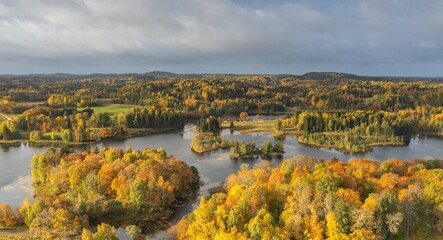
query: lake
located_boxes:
[0,123,442,238]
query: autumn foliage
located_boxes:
[177,156,443,239]
[22,147,199,236]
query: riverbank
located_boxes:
[0,226,31,239]
[0,140,22,147]
[419,132,443,138]
[230,151,285,159]
[0,127,180,147]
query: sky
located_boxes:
[0,0,443,76]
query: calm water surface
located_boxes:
[0,123,442,238]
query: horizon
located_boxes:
[1,71,443,79]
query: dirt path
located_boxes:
[0,230,32,237]
[0,113,12,121]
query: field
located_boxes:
[222,119,275,133]
[221,119,302,135]
[8,114,21,119]
[76,99,138,116]
[79,104,137,116]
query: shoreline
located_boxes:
[0,127,180,147]
[297,139,406,154]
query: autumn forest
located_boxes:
[0,72,442,239]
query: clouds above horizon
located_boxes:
[0,0,443,76]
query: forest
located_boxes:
[278,107,443,152]
[0,147,199,238]
[177,156,443,240]
[0,73,442,239]
[0,73,442,148]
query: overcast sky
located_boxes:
[0,0,443,76]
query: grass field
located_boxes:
[221,119,302,135]
[222,120,276,133]
[77,99,138,116]
[8,114,21,119]
[79,104,137,116]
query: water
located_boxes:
[0,144,47,207]
[1,124,442,238]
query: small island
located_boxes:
[190,116,234,153]
[190,116,286,158]
[230,140,284,159]
[191,135,233,153]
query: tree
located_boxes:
[61,129,73,142]
[0,123,12,140]
[247,208,276,240]
[51,209,73,235]
[94,223,119,240]
[129,179,147,212]
[126,225,145,240]
[333,198,351,234]
[239,112,248,121]
[0,204,18,227]
[82,223,118,240]
[29,131,43,141]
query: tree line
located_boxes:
[0,106,184,142]
[2,74,442,116]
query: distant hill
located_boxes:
[1,73,81,79]
[0,71,441,82]
[30,73,81,79]
[144,71,177,77]
[300,72,359,80]
[298,72,443,81]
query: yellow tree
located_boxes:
[51,209,72,235]
[239,112,248,121]
[0,204,18,227]
[326,211,338,238]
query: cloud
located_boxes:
[0,0,442,76]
